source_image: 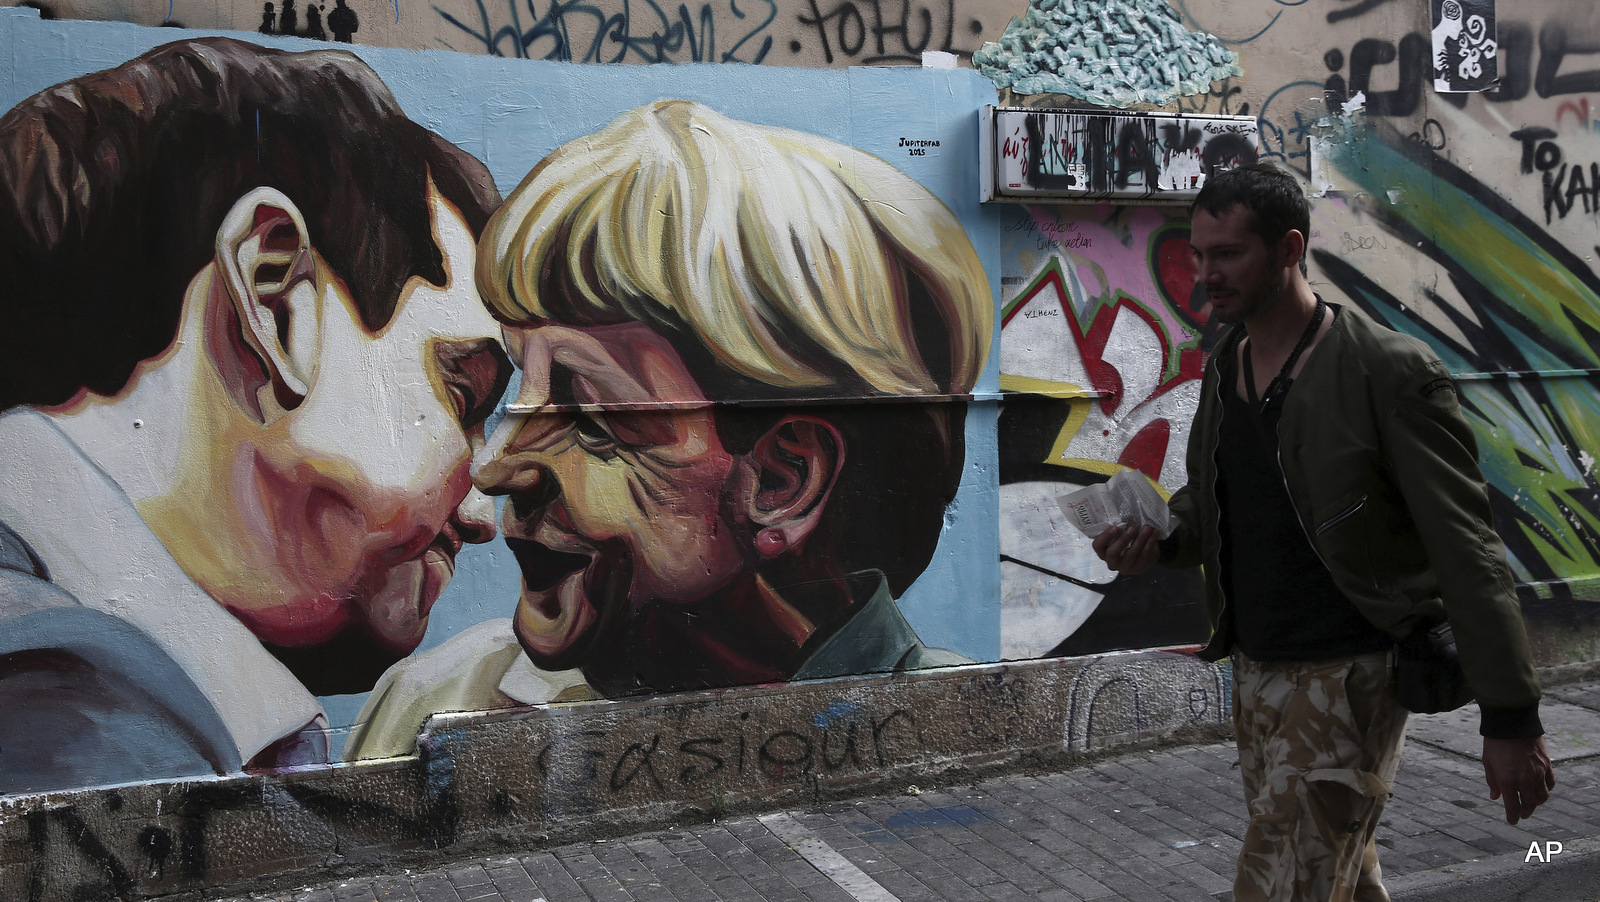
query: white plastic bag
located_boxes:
[1056,469,1178,539]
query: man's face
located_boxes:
[473,321,750,671]
[1189,204,1290,325]
[169,188,510,665]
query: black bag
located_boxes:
[1393,620,1476,714]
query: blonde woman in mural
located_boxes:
[347,100,992,758]
[0,38,510,792]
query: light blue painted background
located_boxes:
[0,9,1003,737]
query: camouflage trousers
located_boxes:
[1232,650,1409,902]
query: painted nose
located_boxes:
[449,486,498,547]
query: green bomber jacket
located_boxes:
[1162,302,1542,735]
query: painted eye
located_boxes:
[434,339,513,428]
[571,413,619,458]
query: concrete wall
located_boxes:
[11,0,1003,64]
[1,651,1230,901]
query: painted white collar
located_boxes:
[0,408,325,766]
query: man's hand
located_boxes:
[1483,735,1556,824]
[1091,525,1161,576]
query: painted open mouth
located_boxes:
[506,536,591,591]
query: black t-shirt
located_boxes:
[1216,382,1393,661]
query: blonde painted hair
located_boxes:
[479,100,991,400]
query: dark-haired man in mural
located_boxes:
[0,38,510,792]
[1094,163,1553,901]
[346,100,992,759]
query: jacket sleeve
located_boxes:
[1163,485,1204,569]
[1161,360,1221,570]
[1381,356,1542,735]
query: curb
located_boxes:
[1387,834,1600,901]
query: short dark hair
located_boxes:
[1191,162,1310,266]
[0,38,501,410]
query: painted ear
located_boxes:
[742,416,844,558]
[214,187,320,412]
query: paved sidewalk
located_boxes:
[211,680,1600,902]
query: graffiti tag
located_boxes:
[795,0,978,65]
[1510,129,1600,224]
[436,0,777,62]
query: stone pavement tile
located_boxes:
[1088,876,1173,902]
[1183,745,1241,780]
[1015,779,1188,885]
[624,838,682,872]
[865,866,961,902]
[941,825,1064,893]
[1372,841,1429,877]
[446,865,492,891]
[648,863,719,902]
[1092,765,1230,842]
[592,844,673,902]
[1115,754,1242,810]
[331,879,380,902]
[1549,682,1600,711]
[1486,799,1592,837]
[962,808,1128,889]
[1377,805,1437,838]
[975,879,1040,901]
[789,810,869,852]
[888,829,1009,887]
[1407,846,1459,870]
[1012,824,1180,898]
[838,828,960,889]
[903,869,1002,902]
[483,862,543,901]
[1415,830,1495,864]
[371,874,417,901]
[519,852,590,902]
[673,842,784,900]
[1158,877,1220,901]
[1002,777,1185,891]
[1170,858,1232,896]
[409,874,461,902]
[738,836,829,888]
[987,819,1122,897]
[687,824,805,899]
[592,842,651,876]
[1015,887,1088,902]
[826,806,915,849]
[794,878,856,902]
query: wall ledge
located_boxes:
[2,650,1229,901]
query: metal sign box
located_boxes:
[980,106,1259,204]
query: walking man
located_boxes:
[1093,163,1554,900]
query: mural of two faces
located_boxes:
[0,24,1006,792]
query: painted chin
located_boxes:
[362,547,453,653]
[507,536,604,670]
[513,571,598,668]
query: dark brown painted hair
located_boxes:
[0,37,500,410]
